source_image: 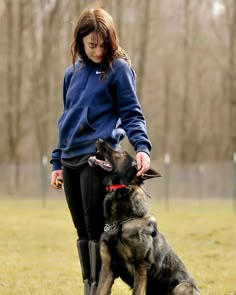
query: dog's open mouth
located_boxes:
[88,155,113,171]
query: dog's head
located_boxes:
[88,139,161,186]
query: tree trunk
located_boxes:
[229,0,236,156]
[136,0,151,100]
[181,0,190,162]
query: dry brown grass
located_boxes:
[0,196,235,295]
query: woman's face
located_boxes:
[83,32,105,63]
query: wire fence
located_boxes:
[0,159,235,210]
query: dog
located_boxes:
[88,139,200,295]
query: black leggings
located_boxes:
[62,164,106,241]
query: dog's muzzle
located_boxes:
[88,155,113,171]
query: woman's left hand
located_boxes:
[136,152,150,176]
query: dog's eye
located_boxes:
[114,154,122,160]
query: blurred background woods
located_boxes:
[0,0,236,196]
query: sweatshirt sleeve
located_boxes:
[112,59,152,155]
[50,148,62,171]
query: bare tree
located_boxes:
[28,0,70,160]
[5,0,14,162]
[180,0,191,162]
[207,0,236,157]
[115,0,123,43]
[3,0,30,190]
[228,0,236,155]
[136,0,151,99]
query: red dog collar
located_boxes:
[106,184,127,191]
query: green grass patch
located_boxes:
[0,196,235,295]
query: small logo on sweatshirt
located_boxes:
[96,70,104,75]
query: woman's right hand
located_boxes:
[51,170,63,189]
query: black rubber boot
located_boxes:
[77,239,91,295]
[88,240,101,295]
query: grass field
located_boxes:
[0,195,235,295]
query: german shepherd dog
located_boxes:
[88,139,200,295]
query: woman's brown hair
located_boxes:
[71,8,130,78]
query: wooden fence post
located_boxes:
[164,153,170,210]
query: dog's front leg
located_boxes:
[132,265,147,295]
[96,264,114,295]
[96,242,114,295]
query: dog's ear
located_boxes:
[140,168,161,181]
[131,161,161,180]
[132,168,161,185]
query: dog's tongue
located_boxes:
[88,156,113,171]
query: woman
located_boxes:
[50,8,152,295]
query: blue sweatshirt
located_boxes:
[51,58,151,171]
